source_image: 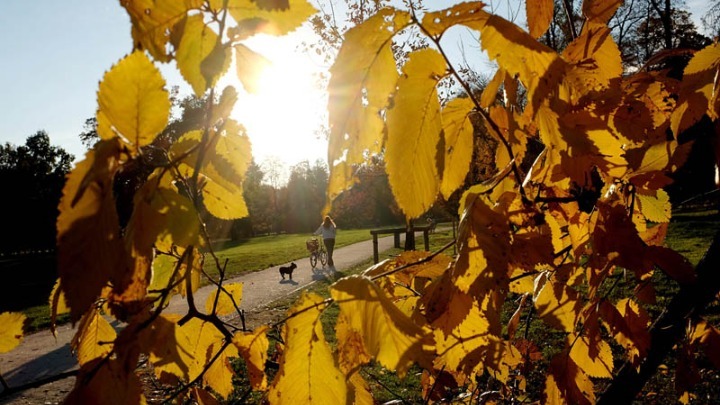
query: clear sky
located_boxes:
[0,0,709,172]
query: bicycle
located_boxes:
[306,237,327,269]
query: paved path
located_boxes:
[0,235,402,401]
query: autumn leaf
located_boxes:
[71,308,117,365]
[0,312,25,353]
[637,189,671,223]
[227,0,317,37]
[600,298,650,366]
[562,22,622,96]
[122,0,202,62]
[421,2,489,37]
[206,282,243,316]
[65,357,147,405]
[544,354,594,404]
[440,97,475,199]
[204,341,239,399]
[526,0,553,38]
[49,278,69,337]
[57,140,125,321]
[331,275,435,376]
[582,0,622,23]
[568,333,614,378]
[96,51,170,151]
[672,43,720,134]
[267,292,347,404]
[386,48,446,218]
[235,44,271,94]
[233,326,270,390]
[533,272,581,332]
[175,15,230,96]
[327,8,410,207]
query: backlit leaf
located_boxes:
[421,2,488,37]
[544,354,594,404]
[582,0,622,23]
[533,272,581,332]
[206,282,243,316]
[386,49,446,218]
[97,51,170,151]
[235,44,271,94]
[440,97,475,199]
[562,22,622,96]
[331,275,434,376]
[672,43,720,134]
[228,0,317,37]
[636,189,671,223]
[599,298,650,366]
[0,312,25,353]
[204,341,239,399]
[233,326,270,390]
[526,0,553,38]
[122,0,202,62]
[49,278,69,337]
[568,334,614,378]
[479,13,567,115]
[176,15,229,96]
[65,357,147,405]
[267,293,347,404]
[71,308,116,365]
[57,140,125,321]
[327,8,411,206]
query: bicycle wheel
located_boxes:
[310,252,318,268]
[320,250,328,266]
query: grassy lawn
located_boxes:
[203,228,377,279]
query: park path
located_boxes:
[0,235,402,403]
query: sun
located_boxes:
[230,34,328,168]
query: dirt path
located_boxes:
[0,235,401,404]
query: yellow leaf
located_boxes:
[637,189,671,223]
[176,15,229,96]
[562,22,622,96]
[0,312,25,353]
[233,326,270,390]
[213,119,253,182]
[568,334,614,378]
[330,275,434,376]
[544,354,594,405]
[191,387,221,405]
[582,0,622,23]
[267,293,347,404]
[57,140,125,321]
[454,194,511,295]
[97,51,170,150]
[149,248,202,300]
[66,357,148,404]
[440,97,475,199]
[49,278,69,337]
[434,295,493,376]
[386,48,446,218]
[480,68,506,108]
[138,315,195,381]
[71,309,116,365]
[672,43,720,134]
[327,9,411,206]
[335,312,372,373]
[201,162,249,219]
[348,371,374,405]
[526,0,553,38]
[479,13,567,115]
[421,2,488,36]
[206,283,243,316]
[235,44,271,94]
[122,0,203,62]
[227,0,317,36]
[533,273,581,332]
[203,341,239,399]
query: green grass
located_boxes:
[203,228,377,279]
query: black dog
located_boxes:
[279,262,297,280]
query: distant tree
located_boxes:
[284,160,328,233]
[330,158,403,228]
[0,131,73,253]
[702,1,720,38]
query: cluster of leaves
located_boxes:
[2,0,719,404]
[322,0,720,403]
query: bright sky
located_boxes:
[0,0,708,173]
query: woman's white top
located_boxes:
[314,225,336,239]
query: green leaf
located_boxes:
[386,49,446,219]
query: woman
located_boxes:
[314,216,337,267]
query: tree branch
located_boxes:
[598,229,720,403]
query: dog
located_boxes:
[279,262,297,280]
